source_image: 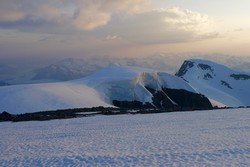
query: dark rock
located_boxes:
[112,87,212,110]
[0,81,10,86]
[0,111,14,121]
[162,88,213,110]
[197,63,214,71]
[113,100,153,109]
[221,80,233,89]
[230,74,250,80]
[175,60,194,77]
[203,73,213,80]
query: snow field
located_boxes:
[1,108,250,166]
[0,82,112,114]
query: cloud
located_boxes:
[162,8,214,35]
[35,5,61,22]
[72,0,151,30]
[105,35,121,40]
[0,1,25,22]
[234,28,244,32]
[0,0,151,30]
[0,1,217,45]
[105,8,218,44]
[72,5,111,30]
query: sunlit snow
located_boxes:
[1,108,250,166]
[0,82,112,114]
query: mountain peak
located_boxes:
[79,65,211,109]
[175,60,195,77]
[176,59,250,107]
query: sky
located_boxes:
[1,0,250,61]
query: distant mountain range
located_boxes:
[0,59,250,114]
[2,54,250,85]
[31,56,181,82]
[32,58,101,81]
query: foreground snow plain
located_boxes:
[1,108,250,166]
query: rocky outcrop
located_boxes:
[113,100,153,109]
[0,111,14,121]
[0,81,10,86]
[175,60,194,77]
[162,88,212,109]
[112,87,212,110]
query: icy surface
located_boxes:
[1,108,250,166]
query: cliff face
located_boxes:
[112,86,212,110]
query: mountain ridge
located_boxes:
[0,65,212,114]
[1,59,249,114]
[77,66,211,109]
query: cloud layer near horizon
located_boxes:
[0,0,216,41]
[0,0,222,60]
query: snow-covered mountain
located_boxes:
[0,65,211,114]
[77,66,211,109]
[176,59,250,107]
[3,55,250,85]
[31,56,183,82]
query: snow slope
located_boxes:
[176,59,250,107]
[77,66,197,104]
[0,82,111,114]
[0,65,209,114]
[1,108,250,166]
